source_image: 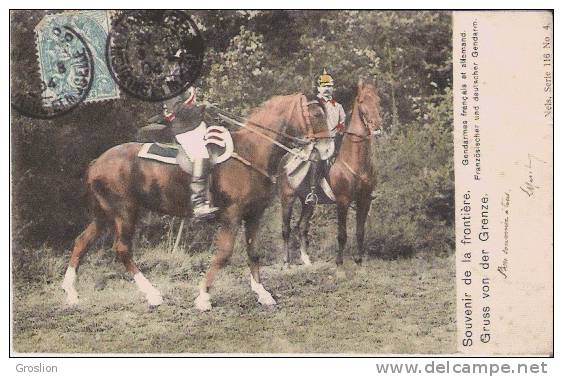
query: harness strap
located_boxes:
[216,113,303,158]
[231,153,277,184]
[208,104,309,145]
[340,159,370,185]
[343,130,371,141]
[308,131,333,140]
[342,129,383,142]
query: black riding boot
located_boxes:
[305,159,321,205]
[190,158,219,220]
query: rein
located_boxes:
[214,95,327,182]
[342,130,371,141]
[209,104,310,145]
[216,113,302,157]
[342,129,383,142]
[342,101,383,142]
[231,152,278,184]
[209,98,330,145]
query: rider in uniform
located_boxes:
[147,86,219,220]
[305,69,346,204]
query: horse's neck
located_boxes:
[231,121,284,175]
[337,104,373,170]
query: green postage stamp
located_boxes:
[35,10,120,103]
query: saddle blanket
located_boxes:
[283,150,336,203]
[137,125,233,166]
[138,143,180,164]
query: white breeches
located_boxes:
[175,122,209,159]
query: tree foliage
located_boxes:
[11,10,452,254]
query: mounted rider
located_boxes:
[147,84,219,220]
[305,69,346,204]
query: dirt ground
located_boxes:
[12,243,455,354]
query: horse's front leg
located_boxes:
[297,198,315,266]
[280,184,296,266]
[195,205,241,311]
[336,200,349,266]
[354,196,372,265]
[245,212,276,307]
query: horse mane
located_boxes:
[241,93,302,132]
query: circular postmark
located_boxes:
[11,25,94,119]
[105,10,204,102]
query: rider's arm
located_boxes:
[146,102,174,125]
[147,113,164,124]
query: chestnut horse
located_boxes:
[61,94,328,311]
[280,79,382,267]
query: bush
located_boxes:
[367,88,454,256]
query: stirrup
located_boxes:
[304,191,318,205]
[192,203,219,221]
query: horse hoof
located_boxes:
[62,287,79,306]
[258,294,277,307]
[65,297,79,307]
[146,291,163,307]
[300,254,312,266]
[335,268,346,281]
[195,293,212,312]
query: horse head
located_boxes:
[290,94,329,141]
[354,78,383,136]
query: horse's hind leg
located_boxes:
[245,212,276,307]
[297,199,315,266]
[62,219,104,305]
[113,214,162,307]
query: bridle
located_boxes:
[337,97,381,186]
[342,99,381,142]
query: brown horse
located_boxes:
[280,79,382,267]
[61,94,328,311]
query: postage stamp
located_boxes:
[12,24,94,118]
[35,10,120,103]
[8,9,554,365]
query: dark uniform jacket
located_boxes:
[163,91,205,135]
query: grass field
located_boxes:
[12,252,455,354]
[12,203,456,354]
